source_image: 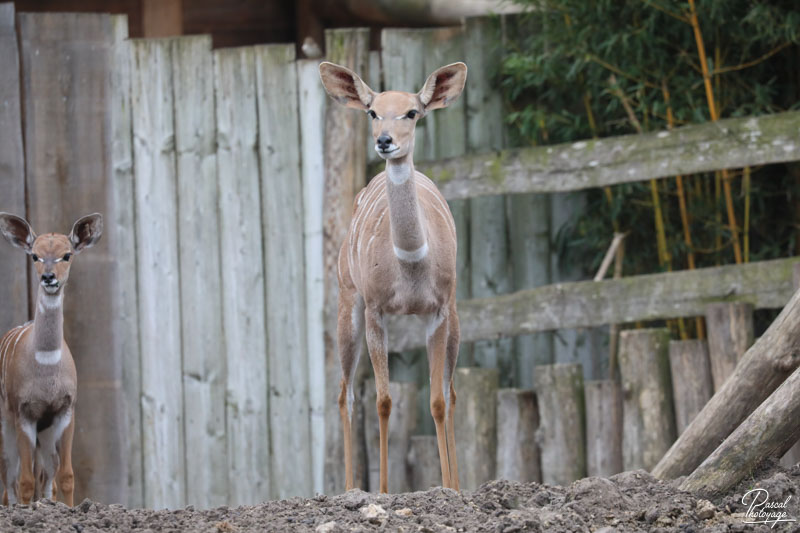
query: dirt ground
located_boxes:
[1,463,798,532]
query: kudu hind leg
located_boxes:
[56,416,75,506]
[337,291,364,491]
[445,308,460,491]
[365,308,391,493]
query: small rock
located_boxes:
[696,499,716,520]
[79,499,93,513]
[360,503,387,523]
[72,524,84,533]
[656,515,673,526]
[315,521,337,533]
[644,508,659,523]
[395,507,413,517]
[594,527,619,533]
[11,515,25,527]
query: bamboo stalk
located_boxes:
[687,0,742,264]
[743,166,751,263]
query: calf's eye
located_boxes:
[63,253,72,262]
[406,110,418,119]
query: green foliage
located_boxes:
[499,0,800,276]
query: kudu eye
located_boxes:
[406,110,418,119]
[32,254,39,263]
[63,253,72,262]
[367,110,377,119]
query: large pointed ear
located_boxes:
[69,213,103,253]
[319,61,375,110]
[418,62,467,112]
[0,213,36,254]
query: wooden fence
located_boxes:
[1,4,799,509]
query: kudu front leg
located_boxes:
[365,308,391,493]
[56,415,75,506]
[15,418,36,504]
[427,312,452,489]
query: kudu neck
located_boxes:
[385,154,427,258]
[33,287,64,359]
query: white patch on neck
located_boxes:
[41,292,63,309]
[387,163,411,185]
[36,349,62,365]
[394,241,428,262]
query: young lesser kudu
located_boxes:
[320,61,467,493]
[0,213,103,506]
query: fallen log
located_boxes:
[680,364,800,497]
[652,276,800,480]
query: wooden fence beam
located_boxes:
[454,368,498,490]
[585,379,623,477]
[496,389,541,482]
[704,302,754,391]
[411,110,800,200]
[388,257,800,351]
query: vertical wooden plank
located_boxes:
[214,46,271,504]
[109,14,142,509]
[322,28,370,495]
[408,435,441,491]
[365,50,382,165]
[0,2,27,339]
[533,363,586,485]
[255,44,312,499]
[172,35,227,509]
[618,328,676,471]
[496,389,541,482]
[454,367,498,490]
[464,18,513,383]
[19,11,128,505]
[129,37,185,509]
[668,340,713,435]
[297,58,327,495]
[704,302,754,391]
[584,379,623,477]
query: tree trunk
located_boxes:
[668,340,713,434]
[680,365,800,497]
[584,380,623,477]
[496,389,541,482]
[652,283,800,480]
[618,329,676,471]
[704,302,754,391]
[533,363,586,485]
[454,368,499,490]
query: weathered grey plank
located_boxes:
[172,35,227,509]
[388,257,800,351]
[0,2,27,338]
[464,18,513,380]
[417,110,800,199]
[214,46,271,505]
[322,28,370,495]
[109,15,142,509]
[129,37,185,509]
[19,11,127,505]
[255,44,312,499]
[297,58,327,495]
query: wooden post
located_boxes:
[109,15,142,508]
[618,329,676,471]
[681,364,800,497]
[297,58,327,495]
[668,340,713,434]
[322,28,370,495]
[704,302,754,391]
[363,381,417,493]
[465,18,513,382]
[255,44,312,499]
[20,11,129,505]
[0,2,28,339]
[172,35,227,509]
[533,363,586,485]
[496,389,541,482]
[653,285,800,479]
[584,380,623,477]
[214,46,271,505]
[408,436,442,491]
[455,367,499,490]
[130,36,185,509]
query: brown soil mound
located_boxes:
[2,465,798,532]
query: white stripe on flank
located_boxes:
[394,241,428,262]
[35,349,62,365]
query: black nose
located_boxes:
[42,272,55,283]
[377,135,392,150]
